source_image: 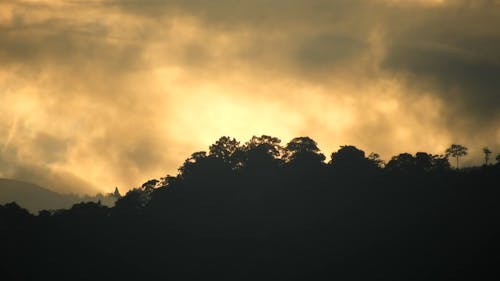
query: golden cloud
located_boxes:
[1,0,499,194]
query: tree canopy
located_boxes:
[446,144,468,169]
[1,135,499,281]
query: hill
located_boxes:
[1,136,499,280]
[0,178,85,213]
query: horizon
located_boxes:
[1,136,494,198]
[1,134,497,196]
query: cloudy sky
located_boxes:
[1,0,499,194]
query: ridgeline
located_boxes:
[1,136,499,280]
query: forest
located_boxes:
[1,135,499,281]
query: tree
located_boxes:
[141,179,159,193]
[385,152,450,173]
[483,147,492,165]
[414,152,433,171]
[0,202,31,219]
[284,137,325,164]
[241,135,284,169]
[430,154,451,171]
[445,144,468,169]
[178,151,207,177]
[385,153,415,173]
[68,201,109,217]
[368,152,385,168]
[244,135,283,158]
[209,136,242,168]
[330,145,377,171]
[159,174,178,187]
[114,188,151,214]
[112,187,122,199]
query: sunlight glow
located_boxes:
[0,0,497,194]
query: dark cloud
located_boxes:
[383,43,500,115]
[380,1,500,122]
[0,3,145,77]
[111,0,367,27]
[108,0,500,120]
[295,34,368,72]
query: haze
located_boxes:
[1,0,499,194]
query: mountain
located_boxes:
[0,178,85,213]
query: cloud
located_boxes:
[380,0,500,120]
[0,0,499,194]
[0,141,98,194]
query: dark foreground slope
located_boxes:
[1,138,499,281]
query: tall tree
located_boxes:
[244,135,283,158]
[483,147,492,165]
[178,151,208,177]
[385,153,415,173]
[241,135,284,169]
[209,136,242,168]
[330,145,377,171]
[445,144,468,169]
[430,154,451,171]
[284,137,325,164]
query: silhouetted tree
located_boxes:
[414,152,434,171]
[0,202,31,219]
[142,179,159,192]
[178,151,208,177]
[159,174,178,187]
[386,153,415,173]
[445,144,468,169]
[241,135,284,169]
[244,135,283,157]
[284,136,325,165]
[430,154,451,171]
[111,187,121,199]
[368,152,385,168]
[386,152,450,173]
[179,149,233,183]
[209,136,242,168]
[38,209,54,217]
[66,201,109,217]
[330,145,376,172]
[114,188,150,214]
[483,147,492,165]
[3,135,500,281]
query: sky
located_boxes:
[1,0,499,195]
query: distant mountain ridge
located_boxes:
[0,178,117,213]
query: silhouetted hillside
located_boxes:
[0,178,118,213]
[1,136,499,281]
[0,178,82,213]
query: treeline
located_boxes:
[1,135,499,281]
